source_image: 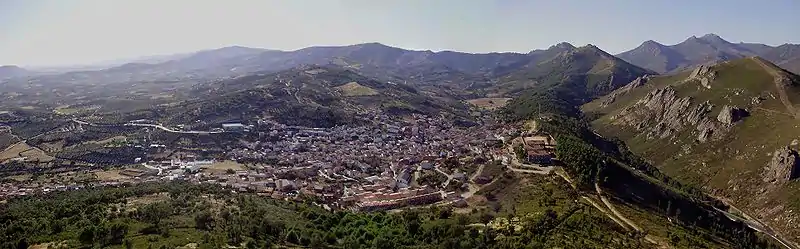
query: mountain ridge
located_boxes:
[618,34,800,74]
[583,57,800,245]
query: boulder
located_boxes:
[716,105,749,125]
[695,120,716,143]
[762,147,800,183]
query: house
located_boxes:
[276,179,297,192]
[396,168,413,187]
[452,172,467,182]
[420,161,434,170]
[474,176,491,184]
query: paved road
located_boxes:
[143,163,162,176]
[124,123,223,134]
[434,166,454,188]
[714,204,798,249]
[502,155,554,175]
[72,119,222,134]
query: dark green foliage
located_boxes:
[500,47,651,121]
[0,181,654,249]
[554,135,606,187]
[513,143,525,161]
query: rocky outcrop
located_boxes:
[600,94,617,108]
[626,86,692,139]
[687,101,718,143]
[763,147,800,183]
[625,75,650,90]
[611,86,737,142]
[716,105,749,125]
[600,75,650,107]
[686,65,717,89]
[685,101,713,125]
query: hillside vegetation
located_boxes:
[0,181,670,249]
[584,57,800,244]
[500,45,653,120]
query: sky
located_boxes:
[1,0,798,67]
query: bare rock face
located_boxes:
[687,65,717,89]
[600,75,650,108]
[600,94,617,108]
[685,101,714,125]
[696,120,715,143]
[763,147,800,183]
[630,87,692,139]
[688,101,719,143]
[716,105,749,125]
[610,86,736,143]
[644,88,691,138]
[626,75,650,90]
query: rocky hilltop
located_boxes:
[583,57,800,243]
[617,34,800,74]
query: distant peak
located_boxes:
[641,40,664,47]
[700,33,729,44]
[580,44,602,50]
[357,42,388,47]
[577,44,612,56]
[217,45,258,51]
[549,42,575,50]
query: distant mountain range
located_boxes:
[2,34,798,84]
[112,43,649,127]
[617,33,800,74]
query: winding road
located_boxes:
[72,119,223,134]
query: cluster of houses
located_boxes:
[2,111,555,213]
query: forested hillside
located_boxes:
[1,181,661,249]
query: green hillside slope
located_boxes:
[584,57,800,245]
[500,45,654,120]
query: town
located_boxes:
[0,113,558,212]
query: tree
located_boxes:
[195,211,216,231]
[107,221,129,245]
[79,225,96,245]
[513,143,526,161]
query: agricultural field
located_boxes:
[203,160,247,175]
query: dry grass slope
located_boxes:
[467,98,511,110]
[334,81,379,97]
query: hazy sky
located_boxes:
[1,0,798,66]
